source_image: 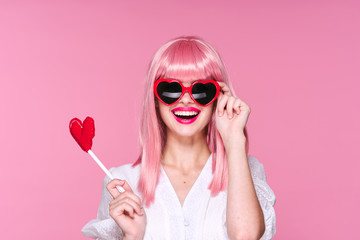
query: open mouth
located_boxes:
[171,107,201,124]
[172,111,200,119]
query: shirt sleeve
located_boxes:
[248,155,276,240]
[81,169,124,240]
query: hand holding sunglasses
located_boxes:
[154,79,220,107]
[215,81,251,146]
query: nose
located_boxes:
[179,91,194,105]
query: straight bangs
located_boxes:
[155,40,224,83]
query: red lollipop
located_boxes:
[69,117,95,152]
[69,117,124,192]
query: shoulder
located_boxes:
[247,154,262,166]
[108,163,141,190]
[247,154,262,168]
[110,162,140,179]
[247,154,267,182]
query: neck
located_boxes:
[161,130,211,172]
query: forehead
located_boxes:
[164,71,213,83]
[165,77,207,84]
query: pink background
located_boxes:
[1,0,359,239]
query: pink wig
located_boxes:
[134,36,249,206]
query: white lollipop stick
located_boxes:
[88,150,125,193]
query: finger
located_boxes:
[218,82,231,96]
[107,179,133,199]
[111,196,143,216]
[236,98,251,115]
[216,92,222,104]
[111,191,143,211]
[110,200,136,218]
[217,93,229,117]
[233,99,242,114]
[110,201,136,218]
[122,191,142,206]
[119,180,134,193]
[236,98,251,113]
[226,96,236,119]
[106,179,125,199]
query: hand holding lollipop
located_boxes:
[69,116,125,193]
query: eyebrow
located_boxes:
[166,78,210,83]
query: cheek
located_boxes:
[202,105,215,124]
[158,104,172,125]
[158,105,167,120]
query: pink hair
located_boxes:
[134,36,249,206]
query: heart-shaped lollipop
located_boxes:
[69,117,95,152]
[69,116,125,193]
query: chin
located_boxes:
[171,124,208,138]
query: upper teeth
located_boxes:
[173,111,199,116]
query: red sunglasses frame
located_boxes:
[154,79,220,107]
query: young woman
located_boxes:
[82,36,276,240]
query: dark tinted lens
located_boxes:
[192,82,217,105]
[156,81,183,104]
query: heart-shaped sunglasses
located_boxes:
[154,79,220,107]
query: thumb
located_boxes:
[106,179,132,198]
[119,180,134,193]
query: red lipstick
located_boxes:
[171,107,201,124]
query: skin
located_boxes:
[107,80,265,240]
[106,179,146,240]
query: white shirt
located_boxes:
[82,154,276,240]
